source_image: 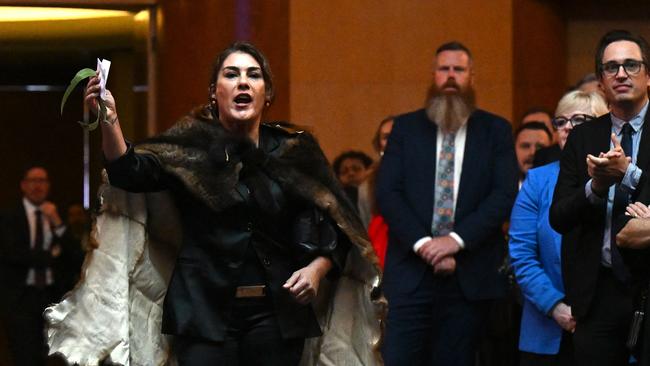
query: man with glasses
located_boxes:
[550,30,650,366]
[0,166,73,366]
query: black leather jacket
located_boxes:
[106,123,349,342]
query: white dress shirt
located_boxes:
[22,197,64,286]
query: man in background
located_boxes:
[377,41,518,366]
[514,122,553,186]
[0,166,79,366]
[521,107,555,142]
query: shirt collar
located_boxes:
[611,99,648,135]
[22,197,40,214]
[436,120,468,136]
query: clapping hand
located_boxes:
[625,202,650,219]
[587,133,631,195]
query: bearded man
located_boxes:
[376,41,518,366]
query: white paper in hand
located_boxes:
[96,58,111,100]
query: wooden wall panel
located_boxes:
[156,0,236,130]
[156,0,289,131]
[512,0,567,126]
[0,92,93,211]
[289,0,514,160]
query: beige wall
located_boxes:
[290,0,514,160]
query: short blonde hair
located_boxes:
[555,90,608,119]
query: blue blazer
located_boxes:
[509,161,565,355]
[377,108,518,301]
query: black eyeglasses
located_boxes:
[551,114,595,129]
[601,59,646,77]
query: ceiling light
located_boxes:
[0,7,132,22]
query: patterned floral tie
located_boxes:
[432,132,455,236]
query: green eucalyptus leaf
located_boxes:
[60,68,96,115]
[84,101,101,131]
[76,99,104,131]
[77,120,99,131]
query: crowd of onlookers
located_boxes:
[3,28,650,366]
[330,29,650,366]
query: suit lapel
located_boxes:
[16,202,31,249]
[636,111,650,171]
[455,114,478,219]
[418,114,438,222]
[593,114,613,157]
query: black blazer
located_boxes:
[376,108,518,301]
[549,112,650,318]
[106,124,348,342]
[533,144,562,168]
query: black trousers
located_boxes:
[3,286,54,366]
[572,267,635,366]
[382,272,490,366]
[476,291,522,366]
[174,297,304,366]
[520,331,575,366]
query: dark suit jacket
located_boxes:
[376,108,518,301]
[533,144,562,168]
[549,112,650,318]
[0,202,79,307]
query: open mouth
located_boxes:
[234,94,252,104]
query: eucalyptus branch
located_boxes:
[60,68,104,131]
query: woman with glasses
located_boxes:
[509,90,608,366]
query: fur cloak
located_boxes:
[45,106,386,366]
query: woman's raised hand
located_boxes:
[84,72,128,160]
[84,72,118,123]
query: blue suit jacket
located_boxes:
[509,162,564,355]
[376,108,518,301]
